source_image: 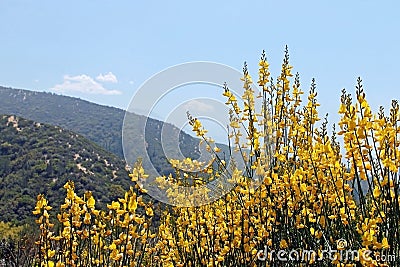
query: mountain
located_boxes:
[0,87,126,155]
[0,86,220,176]
[0,114,133,225]
[0,87,231,223]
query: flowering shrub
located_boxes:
[33,160,157,267]
[32,48,398,266]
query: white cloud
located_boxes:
[96,72,118,83]
[51,74,122,95]
[184,100,215,113]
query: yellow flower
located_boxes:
[146,207,154,217]
[310,227,315,236]
[280,239,288,249]
[83,212,91,224]
[87,196,95,209]
[47,249,55,258]
[381,237,390,249]
[128,196,138,212]
[373,186,381,198]
[109,242,117,250]
[107,201,120,210]
[264,175,272,185]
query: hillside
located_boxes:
[0,114,133,225]
[0,86,227,176]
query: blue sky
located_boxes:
[1,0,399,141]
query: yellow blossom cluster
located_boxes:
[32,162,156,267]
[153,48,398,266]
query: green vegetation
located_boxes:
[0,114,132,225]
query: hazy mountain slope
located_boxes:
[0,87,208,173]
[0,86,126,156]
